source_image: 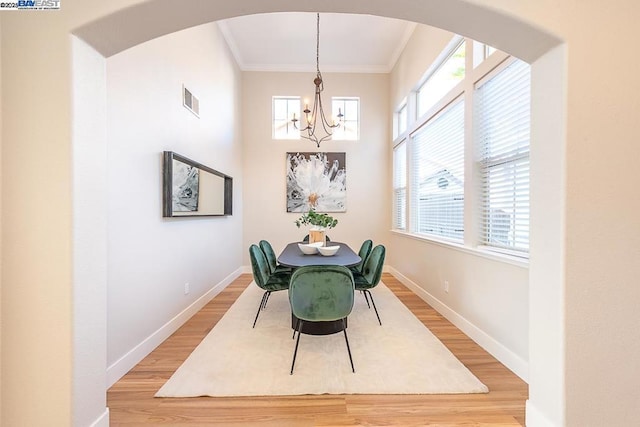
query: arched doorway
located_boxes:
[70,2,564,426]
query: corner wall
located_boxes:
[105,22,244,377]
[242,72,390,262]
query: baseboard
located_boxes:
[106,267,244,387]
[89,408,110,427]
[387,266,529,382]
[526,400,558,427]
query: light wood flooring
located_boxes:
[107,273,528,426]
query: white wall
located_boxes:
[5,2,640,427]
[388,25,529,378]
[72,36,109,427]
[106,22,243,375]
[242,72,390,261]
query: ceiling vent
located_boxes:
[182,85,200,117]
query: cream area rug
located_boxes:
[155,282,488,397]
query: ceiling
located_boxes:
[217,12,417,74]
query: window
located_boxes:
[472,41,497,68]
[331,97,359,140]
[395,102,408,138]
[417,40,465,117]
[411,97,465,241]
[475,59,531,253]
[273,97,300,139]
[393,142,407,230]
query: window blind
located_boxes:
[393,142,407,230]
[475,59,531,254]
[410,97,465,241]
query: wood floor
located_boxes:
[107,273,528,426]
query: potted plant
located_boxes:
[295,210,338,245]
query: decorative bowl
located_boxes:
[298,242,321,255]
[317,245,340,256]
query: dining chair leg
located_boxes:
[362,290,371,309]
[263,290,272,309]
[290,320,304,375]
[365,290,382,326]
[343,319,355,373]
[292,318,301,340]
[252,291,270,328]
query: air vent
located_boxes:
[182,85,200,117]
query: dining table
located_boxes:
[277,241,362,335]
[277,241,361,268]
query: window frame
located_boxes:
[331,97,360,141]
[391,35,529,264]
[272,96,301,140]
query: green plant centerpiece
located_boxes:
[295,210,338,245]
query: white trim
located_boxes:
[89,408,110,427]
[106,267,243,387]
[526,400,558,427]
[217,21,245,69]
[387,266,529,382]
[387,22,418,72]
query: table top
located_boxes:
[277,242,361,268]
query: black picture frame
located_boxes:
[162,151,232,217]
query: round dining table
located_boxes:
[277,241,362,335]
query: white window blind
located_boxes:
[475,59,531,254]
[393,142,407,230]
[273,97,300,139]
[411,97,465,241]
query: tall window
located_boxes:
[393,141,407,230]
[273,97,300,139]
[331,97,359,140]
[391,35,531,259]
[411,97,465,241]
[417,40,465,117]
[475,59,531,253]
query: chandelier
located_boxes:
[291,13,343,148]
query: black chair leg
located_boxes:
[263,290,272,309]
[292,318,300,339]
[365,290,382,325]
[290,320,303,374]
[343,320,355,373]
[252,291,270,328]
[362,290,371,308]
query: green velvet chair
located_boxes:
[249,244,291,328]
[350,239,373,274]
[259,240,292,274]
[288,265,355,374]
[353,245,385,326]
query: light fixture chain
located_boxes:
[316,13,320,75]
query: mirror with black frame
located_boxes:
[162,151,232,217]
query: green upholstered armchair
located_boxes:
[353,245,385,325]
[259,240,292,274]
[350,239,373,274]
[249,244,291,328]
[288,265,355,374]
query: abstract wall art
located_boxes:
[286,152,346,213]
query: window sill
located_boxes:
[390,229,529,269]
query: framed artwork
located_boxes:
[286,152,346,212]
[162,151,233,217]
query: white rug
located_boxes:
[155,282,488,397]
